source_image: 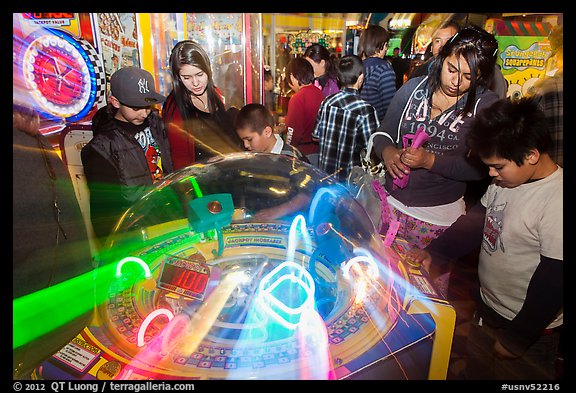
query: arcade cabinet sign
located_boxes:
[20,26,106,123]
[22,13,75,26]
[485,18,552,100]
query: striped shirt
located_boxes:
[312,87,380,182]
[360,57,397,123]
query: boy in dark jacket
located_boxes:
[82,66,173,244]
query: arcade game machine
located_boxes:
[13,13,108,258]
[13,12,107,377]
[27,154,456,380]
[385,13,417,59]
[484,18,554,100]
[13,12,264,260]
[266,13,345,115]
[13,13,107,144]
[276,29,334,115]
[134,13,263,110]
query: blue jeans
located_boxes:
[465,312,560,380]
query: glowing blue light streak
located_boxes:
[287,214,313,260]
[307,186,342,224]
[256,261,316,330]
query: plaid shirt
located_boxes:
[535,72,563,167]
[312,87,380,182]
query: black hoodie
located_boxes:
[81,104,173,241]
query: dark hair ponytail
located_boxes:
[303,43,339,83]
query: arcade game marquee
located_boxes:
[12,11,265,267]
[16,154,456,380]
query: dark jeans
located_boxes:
[465,312,560,380]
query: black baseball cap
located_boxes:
[109,66,165,107]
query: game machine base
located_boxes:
[30,153,455,380]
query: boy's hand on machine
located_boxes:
[405,248,432,271]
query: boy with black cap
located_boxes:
[82,66,173,244]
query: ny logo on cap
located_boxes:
[138,78,150,94]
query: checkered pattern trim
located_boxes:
[77,37,107,109]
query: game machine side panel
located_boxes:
[390,238,456,381]
[484,18,553,100]
[335,237,456,380]
[133,13,179,99]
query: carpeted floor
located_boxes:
[442,252,564,380]
[443,252,480,380]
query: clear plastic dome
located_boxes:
[95,152,408,379]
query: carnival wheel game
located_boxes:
[19,27,106,125]
[33,153,454,380]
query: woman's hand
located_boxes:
[401,146,435,170]
[381,146,409,179]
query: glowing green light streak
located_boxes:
[190,177,203,198]
[13,229,208,350]
[13,263,116,349]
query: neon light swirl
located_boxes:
[137,308,174,347]
[115,256,152,279]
